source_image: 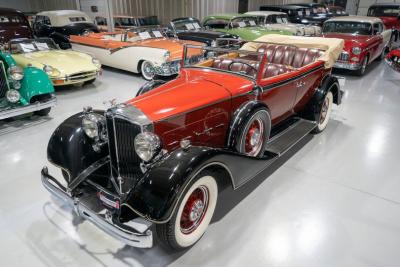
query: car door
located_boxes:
[371,22,385,60]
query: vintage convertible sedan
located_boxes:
[70,27,203,80]
[386,48,400,72]
[202,14,293,40]
[323,16,392,76]
[41,34,344,250]
[9,38,101,86]
[245,11,321,36]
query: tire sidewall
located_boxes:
[141,61,155,80]
[236,108,270,157]
[315,91,333,132]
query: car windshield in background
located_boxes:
[125,29,165,41]
[9,38,58,54]
[276,15,289,24]
[313,5,328,13]
[172,19,202,31]
[138,16,159,26]
[0,15,25,24]
[183,46,262,79]
[115,17,136,26]
[231,17,258,28]
[368,6,400,17]
[323,21,372,35]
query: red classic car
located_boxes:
[368,3,400,40]
[386,48,400,72]
[323,16,393,76]
[41,35,344,250]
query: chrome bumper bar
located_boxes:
[41,167,153,248]
[334,61,361,70]
[0,96,57,120]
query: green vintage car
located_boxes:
[0,49,56,120]
[202,13,293,40]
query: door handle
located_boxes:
[296,81,305,88]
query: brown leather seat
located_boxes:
[263,63,293,78]
[257,44,324,68]
[212,58,259,77]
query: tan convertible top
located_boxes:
[241,34,344,68]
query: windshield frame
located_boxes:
[8,38,59,54]
[322,21,373,35]
[182,43,265,81]
[123,27,167,42]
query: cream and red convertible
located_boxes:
[70,27,203,80]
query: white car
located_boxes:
[246,11,321,36]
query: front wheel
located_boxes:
[355,56,368,76]
[140,61,155,80]
[313,91,333,133]
[156,172,218,250]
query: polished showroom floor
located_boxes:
[1,60,400,267]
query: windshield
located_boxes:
[312,5,328,13]
[231,17,258,28]
[115,17,136,26]
[323,21,372,35]
[172,18,202,31]
[138,16,159,26]
[124,28,166,42]
[368,6,400,17]
[183,45,263,79]
[276,15,289,23]
[9,38,58,54]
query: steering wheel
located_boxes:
[228,60,257,73]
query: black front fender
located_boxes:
[124,145,275,223]
[47,111,108,182]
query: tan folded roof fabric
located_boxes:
[240,34,344,69]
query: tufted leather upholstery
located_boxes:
[256,44,324,68]
[212,58,293,78]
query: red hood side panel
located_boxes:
[323,33,373,51]
[128,69,253,122]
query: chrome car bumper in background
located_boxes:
[41,166,153,248]
[0,95,57,120]
[52,69,101,85]
[154,60,181,76]
[334,61,361,70]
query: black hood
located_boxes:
[177,30,237,45]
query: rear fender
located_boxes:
[47,111,108,182]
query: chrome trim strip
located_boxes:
[0,96,57,120]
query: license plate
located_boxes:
[98,191,120,209]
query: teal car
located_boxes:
[202,13,293,41]
[0,50,56,120]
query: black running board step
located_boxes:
[266,119,316,156]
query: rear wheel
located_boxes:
[313,91,333,133]
[236,108,270,157]
[156,172,218,250]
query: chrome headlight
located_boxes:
[6,89,20,103]
[9,66,24,81]
[82,113,106,139]
[92,58,101,66]
[43,65,54,75]
[163,51,170,60]
[134,132,161,162]
[352,47,362,55]
[211,40,217,47]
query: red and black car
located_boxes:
[41,35,344,250]
[0,8,33,44]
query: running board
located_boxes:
[266,119,316,156]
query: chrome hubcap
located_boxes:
[245,118,264,156]
[319,97,329,124]
[180,186,209,234]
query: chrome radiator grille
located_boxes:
[0,62,9,99]
[338,52,349,62]
[106,115,143,183]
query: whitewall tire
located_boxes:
[140,61,155,80]
[314,91,333,133]
[156,172,218,250]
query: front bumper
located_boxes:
[0,95,57,120]
[334,61,361,70]
[51,69,101,86]
[41,166,153,248]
